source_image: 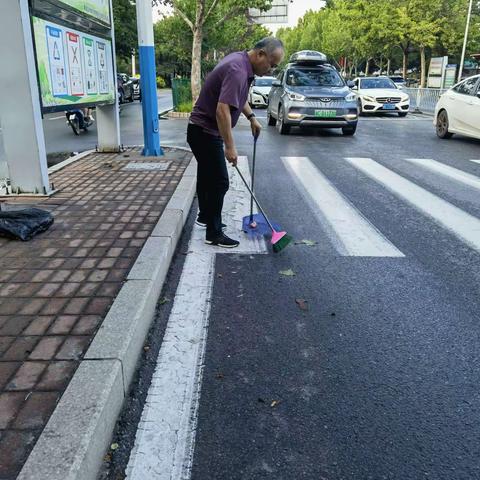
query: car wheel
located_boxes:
[398,112,408,117]
[436,110,453,139]
[276,106,290,135]
[267,109,276,126]
[342,125,357,136]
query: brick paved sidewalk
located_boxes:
[0,147,191,479]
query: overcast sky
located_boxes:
[153,0,325,30]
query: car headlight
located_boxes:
[252,90,262,96]
[345,92,356,102]
[287,91,305,101]
[362,95,375,102]
[401,95,409,101]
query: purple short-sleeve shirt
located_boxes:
[190,51,254,137]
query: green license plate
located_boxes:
[315,109,336,118]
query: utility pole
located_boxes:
[136,0,162,156]
[458,0,474,83]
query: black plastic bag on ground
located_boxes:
[0,208,54,241]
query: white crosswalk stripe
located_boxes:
[281,156,404,257]
[345,157,480,253]
[405,158,480,191]
[125,157,266,480]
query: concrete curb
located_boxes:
[18,150,197,480]
[48,150,96,174]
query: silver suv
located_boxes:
[267,51,358,135]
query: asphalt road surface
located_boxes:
[42,89,174,159]
[102,112,480,480]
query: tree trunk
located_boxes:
[386,58,391,76]
[191,26,203,103]
[379,57,383,75]
[402,50,408,80]
[420,46,426,88]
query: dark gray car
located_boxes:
[267,52,358,135]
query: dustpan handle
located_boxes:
[234,164,275,233]
[249,135,257,220]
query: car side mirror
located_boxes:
[347,80,355,88]
[272,80,282,87]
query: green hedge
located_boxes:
[172,78,192,111]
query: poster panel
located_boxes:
[32,16,115,110]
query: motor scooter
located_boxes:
[65,109,93,135]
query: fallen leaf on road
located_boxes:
[270,400,280,408]
[295,239,317,246]
[159,297,169,305]
[295,299,309,311]
[217,273,223,278]
[143,345,150,352]
[215,372,224,379]
[110,443,119,450]
[279,269,296,277]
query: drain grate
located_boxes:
[122,162,171,171]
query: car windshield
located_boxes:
[255,78,274,87]
[360,78,396,89]
[286,67,344,87]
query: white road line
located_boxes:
[47,116,66,120]
[470,160,480,165]
[126,157,266,480]
[405,158,480,191]
[345,157,480,252]
[282,156,404,257]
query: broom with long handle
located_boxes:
[234,165,292,253]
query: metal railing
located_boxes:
[171,78,192,111]
[403,87,448,114]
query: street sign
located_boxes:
[427,56,448,88]
[444,65,457,88]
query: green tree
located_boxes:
[112,0,138,63]
[155,0,273,101]
[153,8,271,82]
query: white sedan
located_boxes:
[434,74,480,140]
[248,76,276,108]
[352,76,410,117]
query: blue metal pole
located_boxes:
[136,0,162,156]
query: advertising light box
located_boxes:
[32,16,115,111]
[57,0,110,25]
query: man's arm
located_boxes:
[242,101,262,139]
[216,102,237,166]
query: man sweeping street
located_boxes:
[187,37,285,248]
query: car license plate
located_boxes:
[383,103,395,110]
[315,110,336,118]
